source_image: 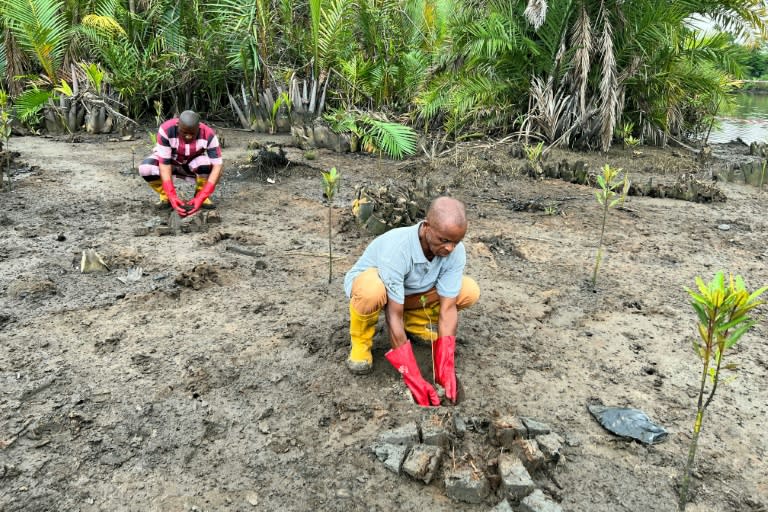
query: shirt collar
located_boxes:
[411,222,429,264]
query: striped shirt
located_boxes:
[154,118,223,166]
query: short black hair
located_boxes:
[179,110,200,128]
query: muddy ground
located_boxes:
[1,128,767,512]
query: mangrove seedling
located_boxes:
[269,92,291,134]
[591,164,629,287]
[678,272,767,510]
[321,166,341,283]
[523,141,545,177]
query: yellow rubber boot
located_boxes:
[347,304,379,375]
[194,177,216,208]
[404,305,439,344]
[147,179,169,208]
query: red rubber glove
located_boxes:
[385,341,440,407]
[162,180,188,217]
[186,181,216,216]
[433,335,457,403]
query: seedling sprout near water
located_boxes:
[321,167,341,283]
[591,164,629,287]
[678,272,767,510]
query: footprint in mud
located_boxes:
[174,263,221,289]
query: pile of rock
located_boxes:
[372,410,565,511]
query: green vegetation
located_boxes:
[0,0,765,152]
[678,272,767,511]
[591,164,629,287]
[321,166,340,283]
[0,90,11,191]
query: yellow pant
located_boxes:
[349,268,480,314]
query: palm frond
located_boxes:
[2,0,69,80]
[359,116,418,159]
[13,85,51,123]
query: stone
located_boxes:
[521,417,551,437]
[490,415,526,448]
[491,500,515,512]
[498,453,535,500]
[513,439,546,471]
[444,467,490,504]
[402,444,442,484]
[535,433,564,464]
[519,489,563,512]
[421,411,451,447]
[372,442,409,474]
[377,423,420,446]
[453,414,467,438]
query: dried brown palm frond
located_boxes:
[524,0,548,30]
[3,30,30,95]
[598,9,617,152]
[568,4,592,119]
[527,75,571,145]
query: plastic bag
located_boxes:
[588,402,668,445]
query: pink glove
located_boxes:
[385,341,440,407]
[433,336,457,403]
[162,180,188,217]
[186,181,216,216]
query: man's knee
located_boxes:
[457,276,480,310]
[350,268,387,314]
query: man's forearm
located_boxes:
[207,163,223,185]
[159,163,173,182]
[438,305,458,338]
[385,303,409,349]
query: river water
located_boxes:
[708,93,768,144]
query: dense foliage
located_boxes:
[0,0,766,149]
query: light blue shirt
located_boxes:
[344,222,465,304]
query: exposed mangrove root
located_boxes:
[524,160,726,203]
[352,178,442,235]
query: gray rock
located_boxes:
[402,444,443,484]
[491,500,514,512]
[444,467,490,504]
[377,423,420,446]
[519,489,563,512]
[536,433,564,464]
[521,417,551,437]
[372,442,409,474]
[499,453,535,500]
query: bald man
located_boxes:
[343,196,480,406]
[139,110,223,217]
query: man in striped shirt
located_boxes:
[139,110,223,217]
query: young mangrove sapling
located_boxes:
[321,166,341,283]
[592,164,629,287]
[678,272,767,510]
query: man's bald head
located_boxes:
[179,110,200,129]
[426,196,467,231]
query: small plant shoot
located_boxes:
[321,166,341,283]
[523,141,544,177]
[591,164,629,287]
[678,272,767,511]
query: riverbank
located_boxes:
[1,131,766,511]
